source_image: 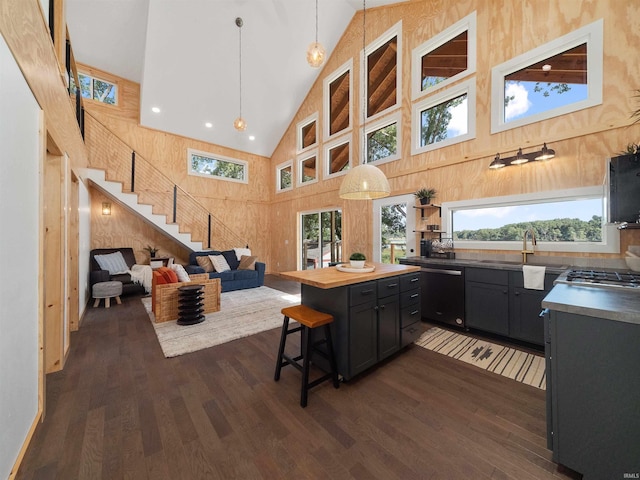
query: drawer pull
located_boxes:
[410,310,419,316]
[361,289,374,295]
[410,277,419,282]
[410,293,419,298]
[387,283,398,288]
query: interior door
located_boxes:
[373,194,416,263]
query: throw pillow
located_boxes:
[221,250,240,270]
[209,254,231,272]
[157,267,178,284]
[170,263,190,282]
[195,255,214,273]
[95,251,130,275]
[238,255,258,270]
[153,271,167,285]
[234,247,251,261]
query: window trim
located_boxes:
[186,148,248,184]
[364,110,401,166]
[275,159,293,193]
[362,21,402,124]
[490,19,603,134]
[411,11,477,100]
[441,186,619,254]
[323,134,352,180]
[77,71,119,106]
[411,79,476,156]
[323,59,353,142]
[297,150,319,187]
[296,112,318,153]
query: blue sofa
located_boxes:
[184,250,265,292]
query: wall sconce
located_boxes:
[102,202,111,215]
[489,143,556,170]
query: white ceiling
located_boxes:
[66,0,408,158]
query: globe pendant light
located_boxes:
[234,17,247,131]
[306,0,326,68]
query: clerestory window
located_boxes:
[187,149,248,183]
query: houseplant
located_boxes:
[414,188,437,205]
[144,245,159,258]
[349,252,366,269]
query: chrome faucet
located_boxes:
[522,228,536,264]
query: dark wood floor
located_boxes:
[16,275,580,480]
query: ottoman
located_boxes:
[93,281,123,308]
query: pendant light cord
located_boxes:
[236,17,243,119]
[315,0,319,43]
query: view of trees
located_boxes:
[367,123,397,163]
[455,216,602,242]
[71,73,117,105]
[190,154,245,181]
[421,94,464,146]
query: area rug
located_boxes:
[142,286,300,358]
[415,327,546,390]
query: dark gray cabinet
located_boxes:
[303,273,419,380]
[545,309,640,479]
[466,267,555,345]
[400,272,421,347]
[465,268,509,335]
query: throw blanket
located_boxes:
[129,264,153,293]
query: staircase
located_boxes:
[79,168,203,251]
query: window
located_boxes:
[276,160,293,193]
[441,186,619,254]
[324,60,352,140]
[364,22,402,122]
[365,112,401,164]
[491,19,603,133]
[71,72,117,105]
[298,151,318,186]
[411,11,476,99]
[187,149,248,183]
[297,113,318,152]
[411,80,476,155]
[324,136,351,178]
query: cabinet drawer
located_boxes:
[466,267,508,285]
[401,304,421,327]
[401,323,421,347]
[400,272,421,291]
[349,281,377,306]
[378,277,401,297]
[400,288,420,308]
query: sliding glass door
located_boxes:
[300,209,342,269]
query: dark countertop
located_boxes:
[400,256,570,275]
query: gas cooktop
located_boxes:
[556,269,640,290]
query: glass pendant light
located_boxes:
[234,17,247,131]
[306,0,326,68]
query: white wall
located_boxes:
[78,179,91,315]
[0,35,42,478]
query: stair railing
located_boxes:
[84,111,246,250]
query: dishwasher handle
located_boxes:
[421,267,462,276]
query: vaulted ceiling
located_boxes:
[65,0,409,158]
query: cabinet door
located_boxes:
[510,287,546,345]
[349,300,378,377]
[465,281,509,335]
[378,295,400,360]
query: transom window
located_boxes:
[71,72,117,105]
[411,11,476,99]
[324,136,351,178]
[412,80,476,155]
[276,160,293,193]
[187,149,248,183]
[324,60,352,139]
[441,186,619,254]
[491,19,603,133]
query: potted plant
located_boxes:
[414,187,437,205]
[144,245,159,258]
[349,252,366,269]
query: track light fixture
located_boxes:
[489,143,556,170]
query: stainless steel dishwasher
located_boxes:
[421,266,465,327]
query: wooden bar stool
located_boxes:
[274,305,340,407]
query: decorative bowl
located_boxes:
[350,260,365,269]
[625,256,640,272]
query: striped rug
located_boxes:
[415,327,546,390]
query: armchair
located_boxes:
[152,273,221,323]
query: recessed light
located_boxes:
[151,106,161,113]
[249,135,255,141]
[205,122,213,128]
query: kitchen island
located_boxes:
[280,263,421,380]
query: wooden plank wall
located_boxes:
[268,0,640,269]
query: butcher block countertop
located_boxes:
[280,262,420,289]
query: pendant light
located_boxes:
[339,0,390,200]
[306,0,326,68]
[233,17,247,131]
